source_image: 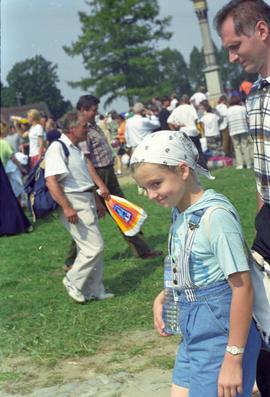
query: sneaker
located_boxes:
[91,291,115,301]
[236,165,243,170]
[62,277,86,303]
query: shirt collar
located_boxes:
[60,133,80,149]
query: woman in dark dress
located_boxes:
[0,159,31,236]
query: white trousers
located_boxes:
[59,191,105,298]
[231,133,252,168]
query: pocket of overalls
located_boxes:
[204,296,230,335]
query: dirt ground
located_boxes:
[0,330,179,396]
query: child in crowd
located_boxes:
[130,130,261,397]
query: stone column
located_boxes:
[191,0,223,104]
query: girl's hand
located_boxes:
[218,354,243,397]
[153,290,171,337]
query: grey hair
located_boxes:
[62,111,81,134]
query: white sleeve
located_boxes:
[45,142,68,178]
[190,94,195,103]
[167,109,176,124]
[191,106,198,120]
[125,122,131,147]
[35,124,44,137]
[144,115,160,128]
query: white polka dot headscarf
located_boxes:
[130,129,214,180]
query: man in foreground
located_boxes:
[215,1,270,395]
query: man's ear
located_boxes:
[256,20,269,41]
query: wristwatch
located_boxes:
[226,345,245,355]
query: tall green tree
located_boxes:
[64,0,172,107]
[0,82,14,108]
[2,56,71,119]
[155,48,191,98]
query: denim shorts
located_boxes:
[172,281,261,397]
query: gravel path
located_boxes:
[0,368,171,397]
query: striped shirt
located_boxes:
[80,122,114,168]
[227,105,248,136]
[246,78,270,204]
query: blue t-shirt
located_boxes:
[170,189,250,286]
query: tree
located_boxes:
[155,48,191,98]
[64,0,172,107]
[188,46,205,91]
[2,56,71,119]
[0,81,14,108]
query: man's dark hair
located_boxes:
[229,95,242,106]
[214,0,270,36]
[109,110,119,120]
[76,95,100,111]
[161,96,171,104]
[40,111,48,120]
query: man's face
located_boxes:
[73,116,89,142]
[220,16,268,76]
[81,105,98,123]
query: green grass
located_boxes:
[0,168,256,364]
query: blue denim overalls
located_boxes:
[169,208,261,397]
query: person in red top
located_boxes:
[239,80,253,102]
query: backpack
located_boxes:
[24,140,69,221]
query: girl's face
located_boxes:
[133,163,188,209]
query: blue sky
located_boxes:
[1,0,229,112]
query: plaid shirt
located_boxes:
[246,78,270,204]
[80,122,114,168]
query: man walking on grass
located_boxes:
[215,1,270,395]
[77,94,162,260]
[45,111,114,304]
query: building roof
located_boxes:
[0,102,51,124]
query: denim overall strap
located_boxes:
[169,208,207,302]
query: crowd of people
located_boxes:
[0,0,269,396]
[0,83,252,222]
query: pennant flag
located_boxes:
[104,195,147,236]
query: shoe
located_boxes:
[140,250,163,259]
[246,165,252,169]
[236,165,243,170]
[90,291,115,301]
[62,276,86,303]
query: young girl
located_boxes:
[130,130,261,397]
